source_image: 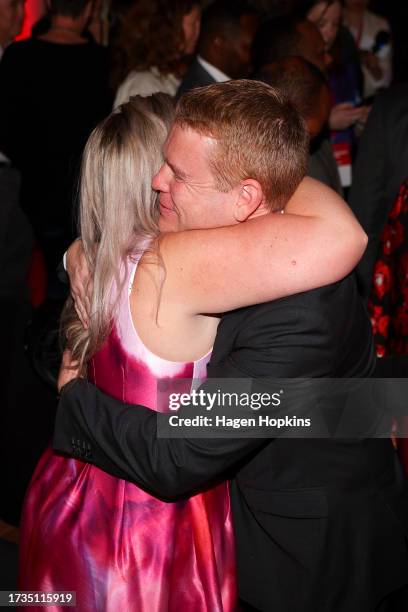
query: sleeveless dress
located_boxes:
[19,252,237,611]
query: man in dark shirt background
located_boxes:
[0,0,112,298]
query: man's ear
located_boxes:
[234,179,265,222]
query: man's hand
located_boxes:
[58,349,81,394]
[66,239,92,328]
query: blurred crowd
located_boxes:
[1,0,408,524]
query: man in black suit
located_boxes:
[349,84,408,300]
[54,83,408,611]
[176,0,258,97]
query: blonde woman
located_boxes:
[20,84,366,611]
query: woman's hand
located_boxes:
[58,349,81,394]
[329,103,367,131]
[66,239,92,328]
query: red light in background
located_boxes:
[15,0,45,40]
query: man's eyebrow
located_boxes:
[164,158,190,180]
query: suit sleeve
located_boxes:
[53,378,264,500]
[53,298,343,498]
[348,95,388,300]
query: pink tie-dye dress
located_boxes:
[19,251,237,611]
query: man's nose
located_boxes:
[152,164,169,191]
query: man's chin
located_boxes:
[158,218,179,233]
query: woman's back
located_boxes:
[90,251,212,405]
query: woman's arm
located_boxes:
[66,177,367,318]
[157,177,367,314]
[65,239,92,328]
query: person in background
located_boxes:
[112,0,201,106]
[176,0,258,97]
[0,0,112,298]
[255,56,342,194]
[0,146,38,527]
[368,178,408,358]
[349,84,408,301]
[31,0,107,45]
[0,0,23,57]
[0,0,44,527]
[299,0,369,191]
[0,0,25,253]
[0,0,23,166]
[348,83,408,485]
[251,13,329,73]
[343,0,392,99]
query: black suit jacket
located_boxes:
[308,137,343,196]
[54,275,408,611]
[176,58,216,99]
[349,84,408,300]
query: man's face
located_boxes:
[152,124,239,233]
[0,0,24,44]
[297,20,329,73]
[223,14,258,79]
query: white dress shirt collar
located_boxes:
[197,56,230,83]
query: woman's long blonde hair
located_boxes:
[62,93,175,372]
